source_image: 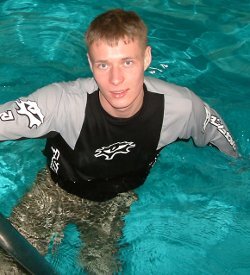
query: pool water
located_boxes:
[0,0,250,274]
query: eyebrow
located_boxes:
[94,56,136,63]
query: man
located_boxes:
[0,8,238,274]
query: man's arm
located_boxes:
[145,76,238,158]
[0,78,97,149]
[0,83,63,141]
[183,89,239,158]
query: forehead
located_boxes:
[88,38,144,60]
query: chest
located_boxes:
[72,90,164,177]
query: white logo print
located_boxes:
[16,99,44,128]
[0,110,14,121]
[210,115,237,151]
[50,146,60,173]
[95,141,136,160]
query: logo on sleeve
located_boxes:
[94,141,136,160]
[0,110,14,121]
[210,115,237,151]
[16,99,44,128]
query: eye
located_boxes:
[97,63,108,70]
[124,60,133,67]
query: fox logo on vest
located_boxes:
[16,99,44,128]
[94,141,136,160]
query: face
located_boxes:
[88,38,151,118]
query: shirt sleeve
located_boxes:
[181,88,239,158]
[0,83,64,141]
[145,76,238,158]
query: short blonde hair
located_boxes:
[85,9,148,48]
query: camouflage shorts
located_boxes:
[0,168,137,274]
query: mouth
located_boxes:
[110,89,128,98]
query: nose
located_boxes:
[109,66,124,86]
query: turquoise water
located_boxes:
[0,0,250,274]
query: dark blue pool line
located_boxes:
[0,213,55,274]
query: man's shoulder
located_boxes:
[55,77,98,95]
[144,76,191,99]
[33,78,98,100]
[144,76,193,117]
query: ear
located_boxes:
[87,53,93,72]
[144,46,152,71]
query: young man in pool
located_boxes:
[0,8,238,274]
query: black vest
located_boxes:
[44,86,164,201]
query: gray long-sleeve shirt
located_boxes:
[0,76,238,157]
[0,76,238,200]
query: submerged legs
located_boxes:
[1,168,137,274]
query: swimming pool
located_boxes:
[0,0,249,274]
